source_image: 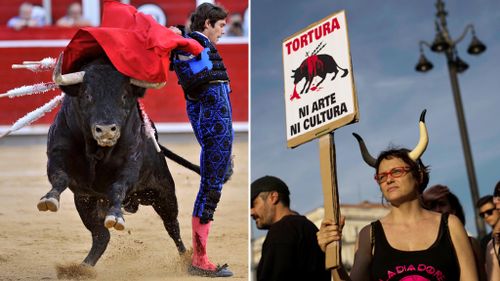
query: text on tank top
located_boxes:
[370,213,460,281]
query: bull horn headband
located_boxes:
[352,132,377,167]
[353,109,428,167]
[53,52,166,89]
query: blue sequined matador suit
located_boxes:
[171,31,233,224]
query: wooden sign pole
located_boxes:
[281,11,358,279]
[319,132,341,270]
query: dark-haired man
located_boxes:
[477,195,500,254]
[170,3,233,278]
[486,182,500,280]
[251,176,330,281]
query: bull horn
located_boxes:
[352,133,377,167]
[52,52,85,85]
[408,109,429,161]
[130,79,166,89]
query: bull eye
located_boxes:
[121,94,128,104]
[85,93,92,103]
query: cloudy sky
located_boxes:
[251,0,500,238]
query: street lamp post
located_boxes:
[415,0,487,238]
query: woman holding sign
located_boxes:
[316,111,478,281]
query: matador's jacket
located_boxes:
[170,31,233,223]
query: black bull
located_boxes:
[291,54,348,94]
[41,59,200,266]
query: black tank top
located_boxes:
[370,213,460,281]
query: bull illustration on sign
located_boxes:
[290,42,349,101]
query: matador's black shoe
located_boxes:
[188,264,233,278]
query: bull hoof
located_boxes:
[104,215,125,230]
[122,201,139,214]
[37,197,59,212]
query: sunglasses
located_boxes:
[479,208,496,218]
[374,166,411,184]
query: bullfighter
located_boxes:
[169,2,234,278]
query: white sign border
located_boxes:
[282,10,359,148]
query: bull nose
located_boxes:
[93,124,120,138]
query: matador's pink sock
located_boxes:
[192,216,217,270]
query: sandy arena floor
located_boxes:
[0,134,248,280]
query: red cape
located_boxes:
[62,0,203,83]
